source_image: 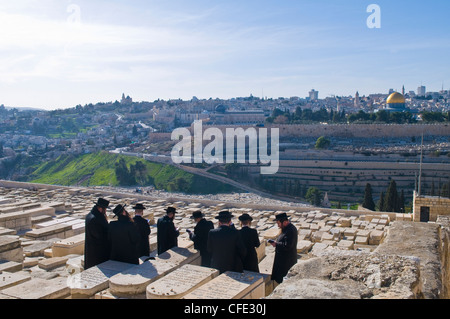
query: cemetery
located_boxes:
[0,180,449,299]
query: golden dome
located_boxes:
[387,92,405,104]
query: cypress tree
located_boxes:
[378,192,385,212]
[385,180,400,212]
[362,183,376,211]
[399,190,405,213]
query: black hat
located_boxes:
[215,211,234,220]
[113,204,127,217]
[238,213,253,222]
[94,198,110,209]
[132,203,146,210]
[275,212,289,222]
[190,211,204,219]
[165,207,177,214]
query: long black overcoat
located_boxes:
[157,215,179,255]
[271,222,298,284]
[189,218,214,266]
[84,206,110,270]
[133,215,151,257]
[239,226,261,273]
[108,215,139,265]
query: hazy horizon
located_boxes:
[1,0,449,111]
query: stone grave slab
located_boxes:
[1,277,70,299]
[109,260,176,298]
[0,260,22,273]
[262,227,280,240]
[25,223,73,241]
[0,272,31,290]
[297,240,313,254]
[0,211,31,231]
[38,256,70,271]
[0,235,23,263]
[146,264,219,299]
[26,206,56,217]
[183,271,264,299]
[68,260,135,299]
[23,239,60,257]
[0,227,16,236]
[52,233,85,257]
[156,247,201,266]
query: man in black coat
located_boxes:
[157,207,179,255]
[133,203,151,257]
[84,198,110,270]
[207,211,247,274]
[187,211,214,267]
[269,213,298,284]
[108,204,139,265]
[238,213,261,273]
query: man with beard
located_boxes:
[269,213,298,284]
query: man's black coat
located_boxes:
[133,215,151,257]
[239,226,261,272]
[189,218,214,266]
[157,215,179,255]
[207,225,247,274]
[271,222,298,284]
[108,215,139,265]
[84,206,110,270]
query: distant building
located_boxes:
[309,89,319,101]
[417,86,426,97]
[121,93,133,105]
[385,92,407,113]
[413,192,450,223]
[354,91,360,107]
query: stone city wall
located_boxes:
[192,123,450,138]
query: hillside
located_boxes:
[27,151,235,195]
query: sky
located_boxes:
[0,0,450,110]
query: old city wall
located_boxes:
[271,123,450,138]
[186,123,450,138]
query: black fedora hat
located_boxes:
[238,213,253,222]
[190,211,204,219]
[132,203,146,210]
[165,207,177,214]
[113,204,127,217]
[274,212,289,221]
[215,211,234,220]
[94,198,110,209]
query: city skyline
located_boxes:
[0,0,449,110]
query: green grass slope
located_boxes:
[28,151,235,194]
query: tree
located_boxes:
[399,190,405,213]
[305,187,323,207]
[384,180,400,212]
[378,191,385,211]
[362,183,376,211]
[115,158,136,186]
[315,136,331,149]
